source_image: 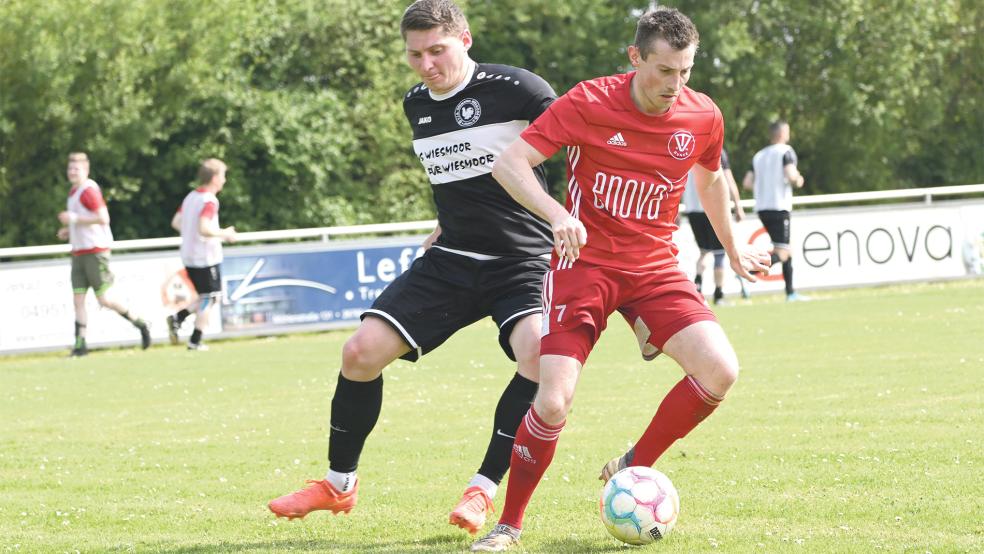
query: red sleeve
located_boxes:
[520,89,584,158]
[697,104,724,171]
[79,187,106,211]
[199,201,218,219]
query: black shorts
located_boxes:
[758,210,791,248]
[687,212,723,252]
[186,265,223,295]
[364,247,549,362]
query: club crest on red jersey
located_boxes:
[668,130,696,160]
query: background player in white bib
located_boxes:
[167,158,236,351]
[743,120,807,301]
[57,152,150,356]
[268,0,557,536]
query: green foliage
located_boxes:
[1,1,981,247]
[678,0,983,192]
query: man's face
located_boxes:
[213,169,226,192]
[66,161,88,186]
[628,38,696,114]
[405,26,472,95]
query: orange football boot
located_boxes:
[449,486,494,534]
[268,479,358,519]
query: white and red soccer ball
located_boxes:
[599,466,680,545]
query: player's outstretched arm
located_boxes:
[723,168,745,222]
[492,138,586,262]
[694,165,769,280]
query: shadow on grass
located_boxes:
[158,533,628,553]
[541,537,632,553]
[158,533,465,553]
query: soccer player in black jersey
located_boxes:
[268,0,557,535]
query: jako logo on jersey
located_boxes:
[592,171,672,220]
[668,130,696,160]
[606,132,628,147]
[417,116,432,125]
[454,98,482,127]
[513,444,536,464]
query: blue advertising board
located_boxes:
[219,241,425,332]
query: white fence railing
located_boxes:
[2,183,983,260]
[0,220,437,259]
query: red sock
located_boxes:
[632,375,723,467]
[498,408,565,529]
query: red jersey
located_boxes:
[521,72,724,271]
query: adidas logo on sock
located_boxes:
[512,444,536,464]
[606,132,628,147]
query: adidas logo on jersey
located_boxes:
[607,132,628,147]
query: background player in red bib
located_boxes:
[471,7,771,551]
[57,152,151,357]
[168,158,236,351]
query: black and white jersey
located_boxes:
[751,144,798,212]
[404,61,557,257]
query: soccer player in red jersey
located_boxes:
[470,7,771,551]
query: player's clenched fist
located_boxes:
[550,215,587,263]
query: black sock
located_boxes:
[74,322,86,349]
[477,373,538,484]
[694,274,703,292]
[118,310,135,323]
[190,329,203,345]
[328,373,384,473]
[176,309,191,324]
[783,259,794,295]
[770,252,782,266]
[713,287,723,301]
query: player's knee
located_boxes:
[694,348,739,397]
[95,295,112,307]
[512,342,540,381]
[719,357,740,389]
[340,337,384,380]
[712,252,725,269]
[534,390,572,425]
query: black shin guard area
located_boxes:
[477,373,538,483]
[328,373,383,473]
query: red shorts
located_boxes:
[540,262,716,364]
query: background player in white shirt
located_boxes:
[167,158,236,350]
[743,120,807,301]
[57,152,150,357]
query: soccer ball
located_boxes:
[599,466,679,545]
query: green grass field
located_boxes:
[2,280,983,553]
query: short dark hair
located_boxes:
[769,120,788,138]
[67,152,89,165]
[634,7,699,58]
[400,0,468,39]
[197,158,227,184]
